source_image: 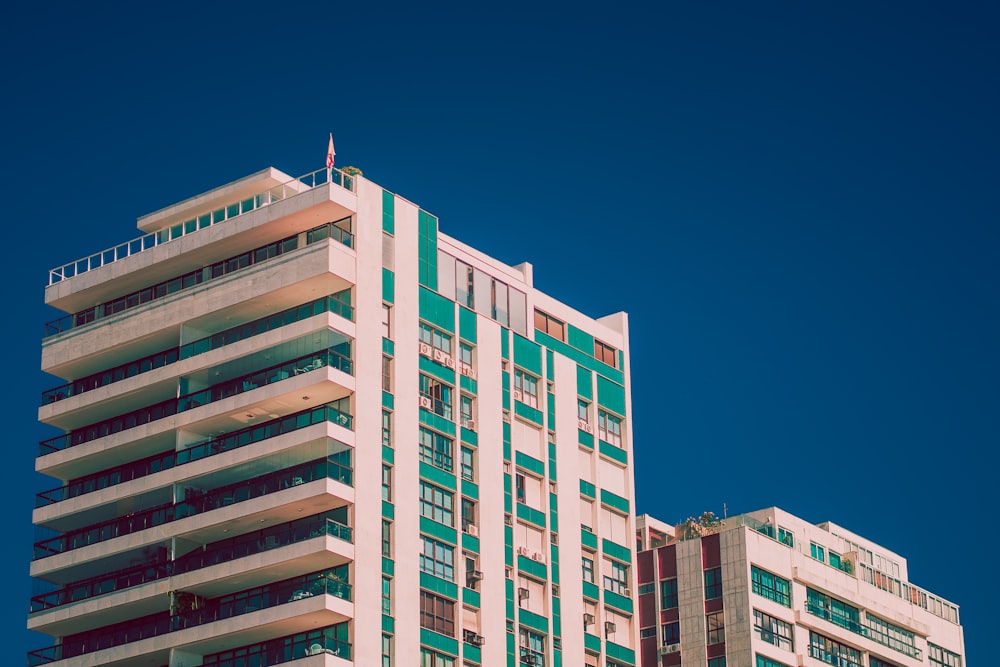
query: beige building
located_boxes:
[29,164,639,667]
[634,509,965,667]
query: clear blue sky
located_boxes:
[2,1,992,663]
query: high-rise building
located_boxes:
[29,164,639,667]
[634,508,965,667]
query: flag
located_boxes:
[326,133,336,170]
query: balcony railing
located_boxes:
[38,351,353,456]
[198,625,351,666]
[36,402,352,508]
[44,216,353,337]
[41,291,353,405]
[805,600,865,635]
[33,457,352,560]
[27,570,351,665]
[29,512,350,613]
[47,167,354,286]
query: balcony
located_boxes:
[197,625,352,666]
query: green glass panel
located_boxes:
[459,306,477,343]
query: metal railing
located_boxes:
[47,167,354,286]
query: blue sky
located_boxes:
[2,1,992,663]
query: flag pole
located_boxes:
[326,133,336,183]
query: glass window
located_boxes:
[810,542,826,562]
[519,627,546,667]
[533,310,565,341]
[381,464,392,501]
[419,427,453,472]
[420,647,456,667]
[419,374,453,419]
[382,519,391,557]
[461,497,476,532]
[514,369,539,408]
[928,645,962,667]
[459,343,473,367]
[707,611,725,644]
[754,608,794,651]
[381,634,392,667]
[708,659,727,667]
[382,410,392,447]
[777,527,794,547]
[756,656,792,667]
[460,447,475,482]
[751,565,791,607]
[704,567,722,599]
[662,621,679,645]
[598,410,623,447]
[420,322,453,355]
[515,473,526,504]
[420,536,455,581]
[582,556,595,583]
[460,394,475,428]
[381,304,391,338]
[382,575,391,613]
[661,578,678,609]
[419,481,454,526]
[382,356,392,391]
[578,399,590,423]
[603,560,628,595]
[594,339,617,367]
[808,631,862,667]
[420,590,456,637]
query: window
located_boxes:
[420,648,455,667]
[465,553,481,590]
[865,612,917,658]
[754,609,794,651]
[381,519,392,557]
[777,527,794,547]
[808,631,862,667]
[460,447,475,482]
[420,322,453,355]
[459,342,474,367]
[661,621,679,645]
[577,399,590,423]
[420,590,456,637]
[534,310,565,341]
[382,575,391,613]
[594,339,617,367]
[928,644,962,667]
[419,374,453,419]
[516,473,526,504]
[706,611,725,644]
[420,536,455,581]
[704,567,722,599]
[603,560,628,595]
[460,394,475,428]
[419,427,453,472]
[756,656,792,667]
[381,304,391,338]
[419,481,454,526]
[807,588,860,633]
[514,369,539,408]
[382,355,392,391]
[708,659,727,667]
[638,583,654,595]
[751,566,791,607]
[639,627,656,639]
[810,542,826,562]
[598,410,623,446]
[870,658,903,667]
[382,410,392,447]
[519,627,546,666]
[582,556,595,583]
[461,497,477,531]
[661,578,678,608]
[382,464,392,501]
[381,634,392,667]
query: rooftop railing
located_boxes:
[47,167,354,286]
[41,291,353,405]
[38,351,352,456]
[28,570,351,665]
[29,512,349,612]
[36,402,352,508]
[33,457,352,560]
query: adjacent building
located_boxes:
[28,164,640,667]
[634,509,965,667]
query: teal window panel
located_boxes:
[505,491,512,513]
[382,500,394,520]
[383,445,394,464]
[382,391,394,410]
[463,587,481,608]
[599,440,628,465]
[579,430,594,449]
[502,387,510,409]
[513,334,543,375]
[547,392,556,418]
[535,331,624,384]
[519,609,549,633]
[577,365,593,399]
[582,581,600,600]
[553,649,561,667]
[382,267,395,304]
[419,286,454,333]
[506,543,513,566]
[382,613,394,634]
[580,480,596,498]
[606,641,636,665]
[420,571,459,599]
[550,544,560,566]
[420,629,457,657]
[619,349,625,370]
[462,479,479,499]
[506,629,515,653]
[382,337,394,356]
[503,440,512,461]
[460,375,477,393]
[459,306,477,343]
[518,555,547,580]
[581,528,598,550]
[515,451,545,476]
[514,401,544,425]
[417,210,439,290]
[420,410,456,436]
[462,531,480,553]
[419,354,456,384]
[420,461,457,492]
[517,503,546,528]
[600,489,630,515]
[419,516,458,545]
[506,590,514,618]
[584,633,601,653]
[463,645,481,664]
[501,329,509,359]
[546,350,555,379]
[604,589,634,613]
[553,613,561,639]
[382,190,395,234]
[548,442,557,466]
[460,427,478,446]
[382,557,394,576]
[603,538,632,564]
[549,508,559,534]
[505,524,513,544]
[597,375,626,415]
[567,324,594,357]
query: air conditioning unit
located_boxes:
[577,419,594,434]
[531,551,547,563]
[513,389,523,401]
[419,396,432,409]
[604,621,616,634]
[518,587,530,599]
[502,410,511,423]
[517,546,532,557]
[659,644,680,655]
[504,514,513,526]
[468,569,483,581]
[464,419,476,430]
[583,613,595,625]
[443,355,456,369]
[419,342,432,357]
[464,524,479,537]
[621,587,631,597]
[463,630,485,647]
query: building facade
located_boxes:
[634,509,965,667]
[29,165,640,667]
